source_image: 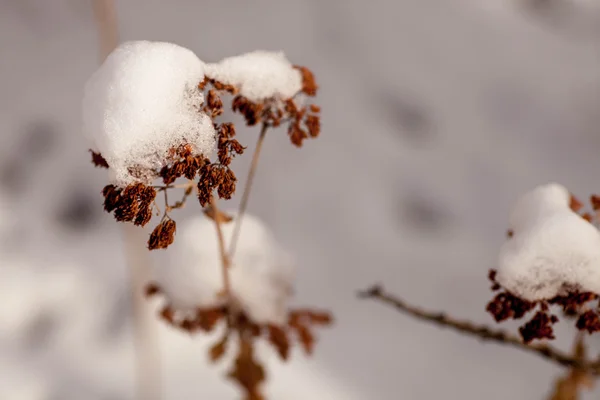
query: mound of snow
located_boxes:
[497,182,600,300]
[82,40,216,187]
[155,212,294,324]
[205,50,302,102]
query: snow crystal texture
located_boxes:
[82,41,216,187]
[205,50,302,102]
[497,183,600,301]
[155,213,295,325]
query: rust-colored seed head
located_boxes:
[293,65,318,96]
[198,76,209,90]
[569,194,584,213]
[288,123,308,147]
[548,291,598,315]
[486,291,536,322]
[133,206,153,227]
[305,115,320,138]
[148,218,176,250]
[518,311,557,343]
[591,195,600,211]
[90,150,109,168]
[576,310,600,333]
[309,104,321,113]
[207,89,224,117]
[102,184,121,212]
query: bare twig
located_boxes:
[211,198,232,299]
[91,0,118,61]
[358,284,600,373]
[92,2,161,400]
[228,123,268,258]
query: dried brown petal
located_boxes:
[209,334,229,362]
[590,195,600,211]
[267,325,290,360]
[148,218,176,250]
[519,311,557,343]
[305,115,320,138]
[486,291,536,322]
[227,337,266,400]
[102,184,121,212]
[570,194,584,213]
[293,65,318,96]
[576,310,600,334]
[90,150,109,168]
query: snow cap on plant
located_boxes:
[204,51,303,102]
[497,182,600,301]
[154,212,294,325]
[82,40,216,187]
[487,182,600,343]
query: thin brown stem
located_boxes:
[228,123,268,259]
[358,284,600,374]
[92,0,118,62]
[211,198,232,299]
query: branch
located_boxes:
[358,284,600,373]
[228,123,268,259]
[210,198,232,299]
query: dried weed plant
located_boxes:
[90,58,331,398]
[360,194,600,400]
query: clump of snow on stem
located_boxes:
[205,51,302,102]
[155,213,295,325]
[82,41,216,187]
[497,182,600,301]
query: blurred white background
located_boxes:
[0,0,599,399]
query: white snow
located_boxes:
[154,212,295,325]
[82,40,216,187]
[496,182,600,300]
[205,50,302,102]
[0,257,110,351]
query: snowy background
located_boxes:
[1,0,600,399]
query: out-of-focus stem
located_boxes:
[92,1,161,400]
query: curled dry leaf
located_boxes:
[267,325,290,361]
[209,333,229,363]
[228,337,266,400]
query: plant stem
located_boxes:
[359,284,600,374]
[228,123,268,258]
[92,2,161,400]
[211,197,232,299]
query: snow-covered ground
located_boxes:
[0,0,599,399]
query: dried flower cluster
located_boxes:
[91,66,320,250]
[146,283,332,400]
[487,194,600,343]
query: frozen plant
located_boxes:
[153,212,294,325]
[84,40,320,248]
[83,41,216,188]
[360,182,600,400]
[83,40,329,399]
[148,213,330,397]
